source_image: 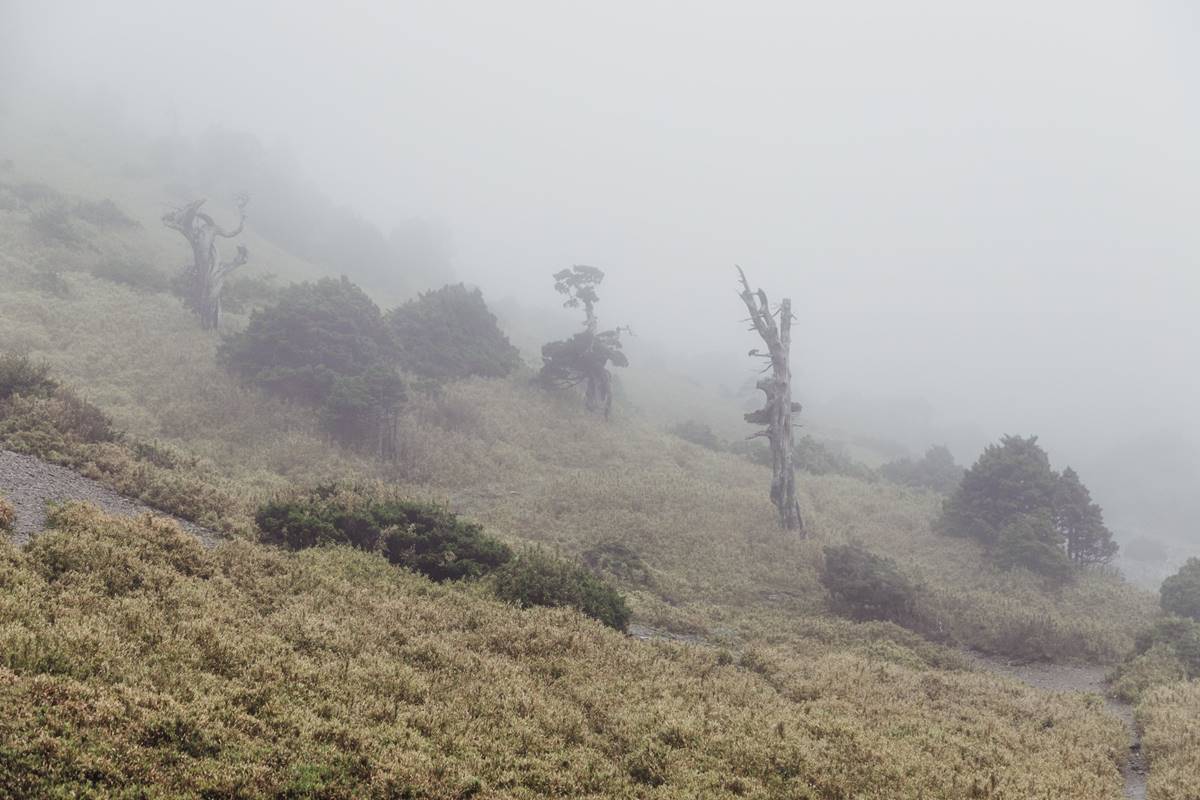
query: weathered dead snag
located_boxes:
[163,194,249,330]
[738,266,805,534]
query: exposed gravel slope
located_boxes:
[0,449,217,546]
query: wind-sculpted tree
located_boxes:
[163,194,249,330]
[738,267,804,534]
[538,266,628,417]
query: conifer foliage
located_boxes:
[937,435,1118,580]
[538,266,629,417]
[387,283,521,382]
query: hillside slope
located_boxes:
[0,146,1172,798]
[0,505,1129,799]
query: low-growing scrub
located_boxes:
[492,547,631,631]
[1108,643,1188,703]
[0,356,246,533]
[0,507,1131,799]
[821,543,922,626]
[256,486,512,582]
[1138,680,1200,800]
[0,353,56,400]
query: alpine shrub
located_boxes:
[821,543,921,625]
[256,487,512,582]
[492,547,632,631]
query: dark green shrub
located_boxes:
[821,544,921,624]
[991,513,1074,584]
[218,277,404,454]
[938,435,1058,544]
[668,420,724,451]
[51,387,119,444]
[0,354,56,400]
[220,277,397,405]
[220,273,281,314]
[256,488,512,582]
[387,283,521,382]
[491,547,632,631]
[91,260,170,293]
[1161,558,1200,622]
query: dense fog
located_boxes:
[4,1,1198,556]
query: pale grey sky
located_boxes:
[4,1,1199,476]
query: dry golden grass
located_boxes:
[1138,680,1200,800]
[0,505,1130,799]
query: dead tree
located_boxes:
[738,266,805,534]
[163,194,249,330]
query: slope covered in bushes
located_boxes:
[0,506,1131,799]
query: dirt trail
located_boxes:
[0,449,217,546]
[964,652,1146,800]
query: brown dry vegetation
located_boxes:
[0,505,1129,799]
[1138,680,1200,800]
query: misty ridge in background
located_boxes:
[1,0,1197,570]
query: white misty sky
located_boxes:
[4,0,1200,458]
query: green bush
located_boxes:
[491,547,632,631]
[91,260,170,293]
[218,277,404,453]
[0,354,56,401]
[1161,558,1200,621]
[220,273,281,314]
[255,487,512,582]
[991,513,1074,585]
[387,283,521,382]
[821,544,921,625]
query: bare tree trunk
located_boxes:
[163,195,249,331]
[738,267,805,534]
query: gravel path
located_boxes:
[0,449,217,547]
[964,652,1146,800]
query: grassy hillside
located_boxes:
[0,148,1179,797]
[0,505,1129,799]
